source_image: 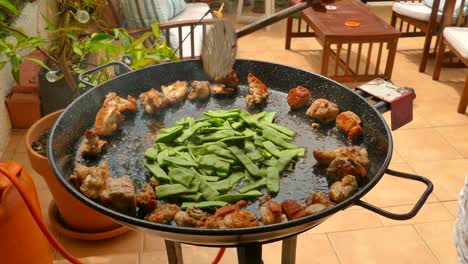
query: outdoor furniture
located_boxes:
[390,0,452,73]
[432,0,468,113]
[236,0,275,30]
[285,0,400,82]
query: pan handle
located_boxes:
[78,62,133,88]
[355,169,433,220]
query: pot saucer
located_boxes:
[48,201,129,240]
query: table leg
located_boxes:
[237,243,263,264]
[281,236,297,264]
[384,38,398,79]
[321,41,331,77]
[165,240,184,264]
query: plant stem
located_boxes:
[0,24,60,65]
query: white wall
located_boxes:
[0,0,55,156]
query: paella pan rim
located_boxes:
[48,59,393,239]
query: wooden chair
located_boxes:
[391,0,448,72]
[432,0,468,113]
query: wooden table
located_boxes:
[285,0,400,82]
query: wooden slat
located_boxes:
[298,18,302,32]
[190,25,195,58]
[375,42,384,75]
[178,27,183,58]
[306,25,310,32]
[355,43,362,74]
[405,21,410,32]
[399,20,404,31]
[344,43,352,75]
[365,43,373,75]
[166,28,170,47]
[334,43,342,75]
[202,23,207,39]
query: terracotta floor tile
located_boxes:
[140,252,168,264]
[362,162,438,207]
[11,151,49,190]
[443,201,459,217]
[435,125,468,158]
[305,208,383,234]
[414,98,468,127]
[328,225,438,264]
[408,159,468,201]
[1,129,25,161]
[54,230,142,259]
[53,253,138,264]
[414,221,458,264]
[377,202,453,226]
[262,234,340,264]
[383,111,431,130]
[392,128,462,162]
[181,245,238,264]
[142,234,167,253]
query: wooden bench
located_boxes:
[285,0,400,82]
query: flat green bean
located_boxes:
[176,121,211,143]
[156,126,183,143]
[164,156,198,167]
[262,128,298,149]
[239,178,267,193]
[144,147,158,161]
[168,167,195,187]
[266,167,280,194]
[180,201,228,210]
[262,141,281,158]
[215,190,263,203]
[144,160,171,183]
[155,182,199,198]
[179,193,204,202]
[228,146,261,177]
[275,150,299,173]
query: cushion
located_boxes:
[423,0,467,17]
[120,0,187,29]
[392,1,459,22]
[167,3,213,58]
[444,27,468,59]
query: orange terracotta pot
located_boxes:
[25,110,124,233]
[0,161,54,264]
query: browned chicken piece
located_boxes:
[145,204,180,224]
[136,183,157,214]
[281,199,307,220]
[174,207,208,227]
[161,81,189,105]
[329,175,358,203]
[139,88,168,114]
[69,161,112,200]
[313,146,369,166]
[210,84,236,96]
[287,86,312,110]
[103,92,138,113]
[215,69,240,88]
[94,105,125,136]
[327,157,367,180]
[306,98,340,123]
[245,73,269,108]
[336,111,362,141]
[99,175,136,216]
[188,81,211,101]
[79,130,107,156]
[259,196,287,225]
[304,192,334,215]
[198,200,258,228]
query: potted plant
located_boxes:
[1,0,177,238]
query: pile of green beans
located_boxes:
[144,109,305,209]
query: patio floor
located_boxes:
[1,2,467,263]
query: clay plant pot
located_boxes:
[25,110,127,236]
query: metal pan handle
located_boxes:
[355,169,433,220]
[78,62,133,88]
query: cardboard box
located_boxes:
[6,93,41,129]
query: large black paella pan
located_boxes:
[48,59,432,246]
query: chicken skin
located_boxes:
[336,111,362,141]
[139,88,168,114]
[188,81,210,101]
[99,175,136,216]
[329,175,358,203]
[327,157,367,180]
[174,207,208,227]
[79,129,107,156]
[210,84,236,96]
[304,192,334,215]
[306,99,340,122]
[259,196,287,225]
[161,81,189,105]
[136,183,157,214]
[145,204,180,224]
[246,73,269,108]
[313,146,369,166]
[287,86,312,110]
[94,105,125,136]
[198,200,258,228]
[69,161,112,200]
[103,92,138,113]
[281,199,307,220]
[215,69,240,88]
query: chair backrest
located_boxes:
[440,0,467,27]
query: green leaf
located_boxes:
[10,54,22,84]
[25,57,51,71]
[89,33,114,43]
[151,20,161,38]
[41,14,56,31]
[0,61,6,71]
[131,32,153,49]
[0,0,19,15]
[72,41,83,56]
[131,58,154,69]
